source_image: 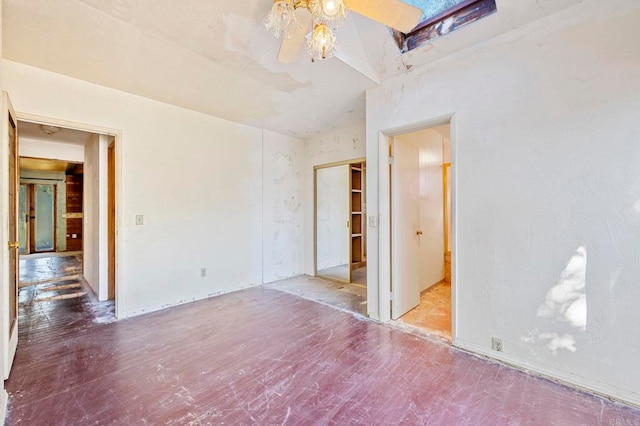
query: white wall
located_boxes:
[397,128,445,291]
[303,124,365,275]
[2,60,304,317]
[83,134,98,296]
[316,165,350,270]
[19,138,84,162]
[83,134,108,300]
[366,0,640,407]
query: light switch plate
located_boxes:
[136,215,144,226]
[368,216,377,228]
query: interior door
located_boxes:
[391,138,421,319]
[3,91,19,378]
[33,184,56,252]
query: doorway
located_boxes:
[0,114,121,381]
[16,120,117,299]
[389,123,453,341]
[315,160,367,285]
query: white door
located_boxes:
[2,92,19,378]
[391,138,421,319]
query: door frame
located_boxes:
[14,112,124,319]
[375,114,458,344]
[313,157,366,284]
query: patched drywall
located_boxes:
[366,0,640,406]
[262,130,305,283]
[2,60,305,316]
[303,124,366,275]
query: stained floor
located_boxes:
[5,283,640,424]
[19,252,83,286]
[398,281,452,341]
[16,251,115,347]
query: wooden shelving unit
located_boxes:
[350,163,366,272]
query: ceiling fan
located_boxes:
[265,0,423,63]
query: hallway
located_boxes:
[5,285,639,424]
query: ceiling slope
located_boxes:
[3,0,585,138]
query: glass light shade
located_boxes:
[264,0,299,39]
[308,0,347,26]
[307,23,337,60]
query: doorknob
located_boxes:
[8,241,19,249]
[416,230,423,236]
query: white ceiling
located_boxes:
[18,120,95,146]
[3,0,585,138]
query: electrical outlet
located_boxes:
[492,337,503,352]
[368,216,377,228]
[200,268,207,278]
[136,215,144,226]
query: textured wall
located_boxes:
[366,0,640,406]
[262,130,304,283]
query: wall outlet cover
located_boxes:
[492,337,503,352]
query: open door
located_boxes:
[3,92,19,378]
[391,138,421,319]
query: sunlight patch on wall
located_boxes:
[537,246,587,330]
[521,247,588,356]
[538,332,577,355]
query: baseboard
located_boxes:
[455,338,640,410]
[0,388,8,425]
[120,271,306,319]
[121,281,263,319]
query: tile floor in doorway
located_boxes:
[398,281,452,341]
[266,274,367,316]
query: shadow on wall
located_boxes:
[522,246,587,355]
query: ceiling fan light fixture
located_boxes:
[309,0,347,25]
[307,23,337,60]
[264,0,300,39]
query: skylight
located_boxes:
[401,0,471,24]
[393,0,498,52]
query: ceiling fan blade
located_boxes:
[344,0,423,33]
[277,8,312,64]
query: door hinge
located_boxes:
[389,292,394,301]
[388,156,394,165]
